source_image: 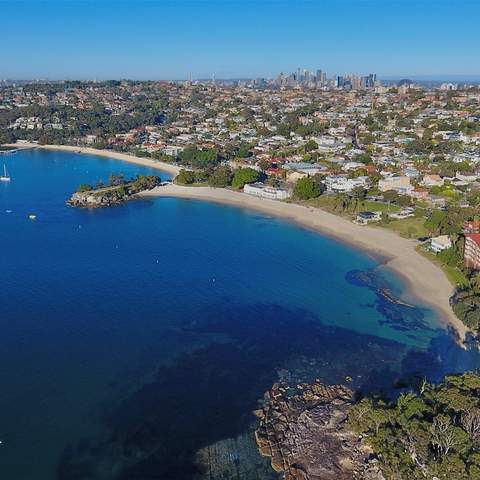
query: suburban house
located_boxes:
[243,182,292,200]
[389,207,415,220]
[283,162,325,175]
[410,187,429,200]
[464,219,480,234]
[422,174,444,187]
[324,175,369,193]
[464,234,480,270]
[430,235,452,253]
[456,172,477,183]
[286,170,309,184]
[378,175,412,193]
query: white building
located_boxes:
[162,145,185,156]
[456,172,477,183]
[324,175,369,193]
[430,235,452,253]
[243,182,292,200]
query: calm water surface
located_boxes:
[0,149,479,479]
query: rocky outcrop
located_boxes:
[69,188,125,207]
[255,381,383,480]
[68,175,162,207]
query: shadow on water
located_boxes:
[56,300,478,480]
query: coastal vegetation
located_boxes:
[293,176,323,199]
[174,166,262,190]
[349,372,480,479]
[69,174,161,207]
[231,167,261,189]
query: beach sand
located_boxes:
[6,143,181,176]
[142,184,468,341]
[8,143,467,341]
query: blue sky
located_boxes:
[1,0,479,80]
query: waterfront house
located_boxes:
[430,235,452,253]
[243,182,292,200]
[389,208,415,220]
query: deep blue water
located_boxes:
[1,149,479,480]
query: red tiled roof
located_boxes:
[465,234,480,246]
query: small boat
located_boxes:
[0,164,11,182]
[28,214,37,220]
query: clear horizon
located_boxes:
[1,0,479,80]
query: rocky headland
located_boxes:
[68,174,162,207]
[254,381,384,480]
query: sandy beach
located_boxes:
[5,143,181,176]
[142,184,468,341]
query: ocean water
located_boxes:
[0,149,479,480]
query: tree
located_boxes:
[208,166,232,188]
[179,146,219,169]
[258,159,271,172]
[303,139,318,153]
[175,169,196,185]
[461,409,480,446]
[355,153,373,165]
[333,193,353,212]
[349,372,480,480]
[294,177,322,200]
[78,184,93,192]
[232,168,261,189]
[236,144,252,158]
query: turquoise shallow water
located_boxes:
[0,149,479,479]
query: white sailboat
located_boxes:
[0,164,11,182]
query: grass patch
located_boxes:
[379,216,429,239]
[301,196,400,214]
[417,247,469,287]
[358,200,400,213]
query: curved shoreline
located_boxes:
[6,143,181,176]
[7,143,468,341]
[141,184,468,341]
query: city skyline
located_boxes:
[2,0,480,80]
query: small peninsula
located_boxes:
[68,173,162,207]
